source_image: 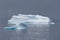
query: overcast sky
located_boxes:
[0,0,60,19]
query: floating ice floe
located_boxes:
[4,14,54,31]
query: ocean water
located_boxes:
[2,23,51,40]
[0,18,60,40]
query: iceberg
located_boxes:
[4,14,54,31]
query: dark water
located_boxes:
[2,24,50,40]
[50,20,60,40]
[0,10,60,40]
[0,19,60,40]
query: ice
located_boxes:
[4,14,54,31]
[4,14,55,40]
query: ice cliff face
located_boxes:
[8,14,54,25]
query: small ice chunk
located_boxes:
[4,27,16,31]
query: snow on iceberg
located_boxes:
[4,14,54,31]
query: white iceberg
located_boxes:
[4,14,54,30]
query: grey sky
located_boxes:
[0,0,60,19]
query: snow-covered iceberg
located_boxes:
[4,14,54,31]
